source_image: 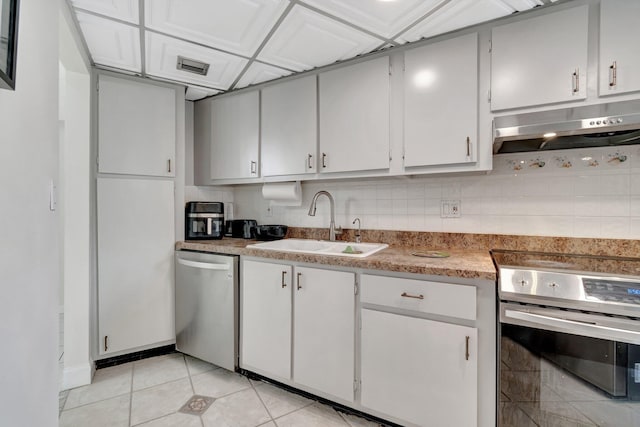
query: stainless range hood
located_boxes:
[493,100,640,154]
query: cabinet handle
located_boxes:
[465,336,470,361]
[466,137,470,157]
[281,271,287,288]
[401,292,424,300]
[167,159,171,173]
[609,61,617,87]
[307,154,313,169]
[104,335,108,352]
[572,69,580,94]
[297,272,302,290]
[250,161,257,175]
[322,153,327,168]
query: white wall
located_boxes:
[59,1,92,390]
[234,145,640,239]
[0,0,60,425]
[184,100,235,215]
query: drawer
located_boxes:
[360,274,476,321]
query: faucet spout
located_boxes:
[308,190,342,241]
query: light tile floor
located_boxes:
[58,353,387,427]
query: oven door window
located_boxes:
[500,323,640,426]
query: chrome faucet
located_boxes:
[352,218,361,243]
[308,190,342,241]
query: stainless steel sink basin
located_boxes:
[247,239,388,258]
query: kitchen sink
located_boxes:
[247,239,388,258]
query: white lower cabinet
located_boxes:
[241,260,485,426]
[359,273,478,427]
[241,260,292,381]
[97,177,175,356]
[361,309,477,427]
[293,266,355,402]
[241,260,355,401]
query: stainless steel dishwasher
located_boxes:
[175,250,238,371]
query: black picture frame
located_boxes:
[0,0,19,90]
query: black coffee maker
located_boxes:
[185,202,224,240]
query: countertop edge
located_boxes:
[175,239,497,282]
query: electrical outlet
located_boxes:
[440,199,461,218]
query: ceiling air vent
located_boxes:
[176,56,210,76]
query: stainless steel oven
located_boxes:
[493,250,640,427]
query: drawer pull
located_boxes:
[401,292,424,300]
[465,336,470,361]
[281,271,287,288]
[297,272,302,290]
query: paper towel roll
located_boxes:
[262,181,302,206]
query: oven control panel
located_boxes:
[499,268,584,301]
[583,278,640,305]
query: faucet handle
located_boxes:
[352,217,361,243]
[334,225,343,235]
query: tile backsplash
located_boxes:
[232,145,640,239]
[185,186,234,208]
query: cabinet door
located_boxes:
[210,91,259,180]
[98,75,176,177]
[97,178,175,355]
[361,309,477,427]
[491,5,589,111]
[241,260,292,381]
[294,267,355,402]
[262,76,317,176]
[599,0,640,96]
[319,57,390,173]
[404,33,478,167]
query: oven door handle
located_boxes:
[503,308,640,345]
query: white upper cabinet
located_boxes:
[490,5,589,111]
[599,0,640,96]
[261,76,317,176]
[319,56,390,173]
[404,33,478,167]
[98,74,175,176]
[210,91,260,180]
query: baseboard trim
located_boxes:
[61,362,92,390]
[95,344,176,369]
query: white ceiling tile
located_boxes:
[258,5,383,72]
[76,11,141,72]
[235,62,292,89]
[185,86,220,101]
[145,32,248,90]
[303,0,444,39]
[145,0,289,57]
[397,0,515,43]
[71,0,139,24]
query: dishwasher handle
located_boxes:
[177,258,230,271]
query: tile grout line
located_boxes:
[250,380,277,425]
[183,355,206,427]
[269,400,316,423]
[128,362,134,426]
[62,391,132,412]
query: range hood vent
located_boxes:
[493,100,640,154]
[176,56,210,76]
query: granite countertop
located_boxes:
[176,238,497,281]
